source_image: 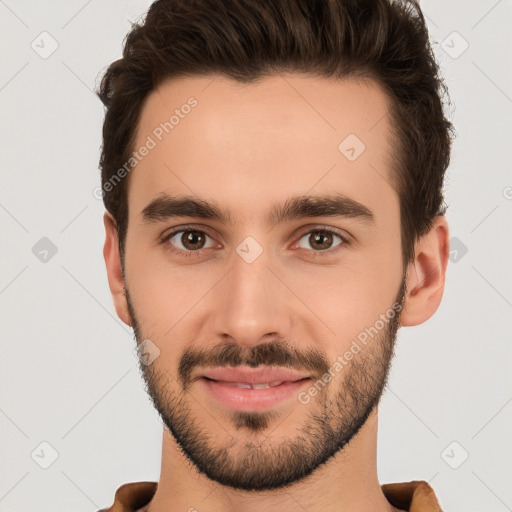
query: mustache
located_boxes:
[178,339,330,389]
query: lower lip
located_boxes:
[201,377,311,411]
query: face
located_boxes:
[121,74,406,491]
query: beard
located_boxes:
[125,276,406,492]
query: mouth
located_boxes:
[202,376,309,389]
[200,366,311,386]
[199,370,312,411]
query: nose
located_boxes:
[212,247,293,348]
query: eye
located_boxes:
[163,227,218,256]
[296,228,347,255]
[160,225,349,259]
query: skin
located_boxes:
[103,74,449,512]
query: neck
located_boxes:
[144,410,401,512]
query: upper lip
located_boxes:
[201,367,310,385]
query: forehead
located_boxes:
[128,73,397,222]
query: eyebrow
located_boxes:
[141,193,374,227]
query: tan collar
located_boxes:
[101,479,442,512]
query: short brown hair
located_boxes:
[96,0,455,267]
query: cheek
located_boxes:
[124,240,223,345]
[124,243,182,331]
[286,246,402,353]
[290,271,392,352]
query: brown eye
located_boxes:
[297,229,344,252]
[167,230,216,252]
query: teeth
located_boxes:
[228,382,252,389]
[217,381,284,389]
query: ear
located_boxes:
[400,215,450,326]
[103,212,132,327]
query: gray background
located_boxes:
[1,1,511,510]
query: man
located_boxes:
[96,0,453,510]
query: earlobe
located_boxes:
[103,212,132,327]
[400,216,450,327]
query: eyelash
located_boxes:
[159,224,350,259]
